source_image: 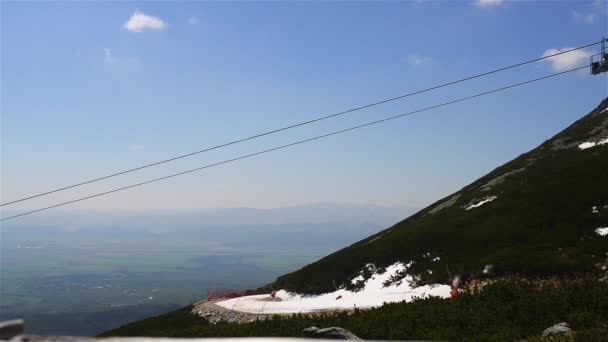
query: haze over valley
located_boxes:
[0,203,412,335]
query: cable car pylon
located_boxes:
[591,37,608,75]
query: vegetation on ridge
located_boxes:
[100,278,608,341]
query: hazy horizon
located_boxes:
[0,202,413,335]
[1,201,416,229]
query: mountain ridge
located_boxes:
[274,97,608,294]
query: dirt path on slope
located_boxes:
[191,299,354,324]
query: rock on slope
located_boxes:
[275,97,608,294]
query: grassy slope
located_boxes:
[101,279,608,341]
[275,98,608,294]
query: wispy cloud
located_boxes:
[572,0,607,24]
[405,53,432,67]
[474,0,504,8]
[124,11,166,33]
[187,16,198,25]
[592,0,608,15]
[573,10,597,24]
[103,48,141,66]
[103,48,116,64]
[541,47,592,72]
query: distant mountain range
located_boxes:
[3,202,414,231]
[275,97,608,294]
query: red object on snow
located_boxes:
[450,287,460,299]
[270,290,277,298]
[336,295,343,300]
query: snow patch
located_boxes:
[350,275,364,285]
[596,227,608,236]
[578,138,608,150]
[483,264,494,275]
[215,262,451,314]
[592,205,608,214]
[465,196,497,210]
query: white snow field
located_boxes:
[465,196,497,210]
[215,262,451,314]
[578,138,608,150]
[596,227,608,236]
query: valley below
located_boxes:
[0,204,409,336]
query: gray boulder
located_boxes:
[542,322,572,338]
[303,326,361,340]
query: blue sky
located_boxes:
[1,0,607,217]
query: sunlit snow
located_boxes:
[465,196,497,210]
[596,227,608,236]
[350,275,364,284]
[483,264,494,275]
[578,138,608,150]
[215,262,451,314]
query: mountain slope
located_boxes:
[275,97,608,294]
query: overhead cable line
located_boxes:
[0,65,588,222]
[0,41,601,207]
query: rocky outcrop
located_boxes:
[427,194,460,215]
[191,300,273,324]
[480,168,525,191]
[541,322,572,339]
[0,319,24,340]
[302,327,361,340]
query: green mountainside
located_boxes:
[275,97,608,294]
[103,97,608,341]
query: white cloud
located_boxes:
[592,0,608,15]
[474,0,504,8]
[187,16,198,25]
[406,53,432,67]
[123,11,166,33]
[572,0,607,24]
[573,10,597,24]
[541,47,592,72]
[103,48,115,63]
[102,48,141,66]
